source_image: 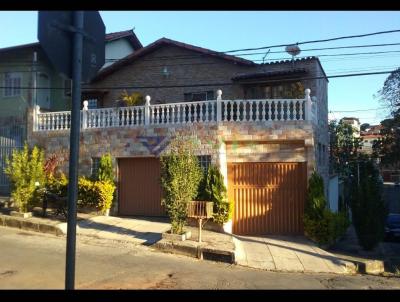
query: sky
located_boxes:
[1,11,400,125]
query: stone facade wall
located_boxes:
[27,107,316,213]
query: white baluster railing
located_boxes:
[148,100,215,125]
[33,90,316,132]
[219,98,307,122]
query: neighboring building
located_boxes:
[341,117,360,137]
[0,29,142,195]
[0,29,142,125]
[360,124,383,155]
[28,37,329,236]
[360,134,381,154]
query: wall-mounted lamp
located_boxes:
[162,66,170,78]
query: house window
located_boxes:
[197,155,211,173]
[184,91,214,102]
[4,72,21,97]
[88,99,98,109]
[64,79,71,97]
[91,157,100,178]
[244,81,304,99]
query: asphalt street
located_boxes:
[0,227,399,289]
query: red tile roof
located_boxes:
[92,37,256,82]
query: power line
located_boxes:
[0,70,395,90]
[2,49,400,71]
[223,29,400,53]
[4,42,400,65]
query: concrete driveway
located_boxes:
[233,235,355,274]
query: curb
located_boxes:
[344,258,386,275]
[0,214,66,236]
[154,239,235,264]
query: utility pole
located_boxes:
[65,11,84,290]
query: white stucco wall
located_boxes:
[102,39,135,69]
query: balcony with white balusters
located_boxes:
[33,89,317,132]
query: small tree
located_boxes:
[204,165,231,225]
[350,159,387,250]
[4,143,45,212]
[97,153,114,182]
[160,137,203,234]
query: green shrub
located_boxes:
[97,153,114,182]
[304,209,350,246]
[4,143,45,212]
[78,177,115,214]
[350,159,387,250]
[160,137,203,234]
[202,165,231,225]
[46,173,68,198]
[303,171,350,246]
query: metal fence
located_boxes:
[0,124,26,195]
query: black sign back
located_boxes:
[38,11,105,83]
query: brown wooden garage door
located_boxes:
[228,162,307,235]
[118,158,165,216]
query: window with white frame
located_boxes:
[4,72,22,97]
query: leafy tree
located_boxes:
[350,159,387,250]
[372,68,400,168]
[360,123,370,132]
[160,137,203,234]
[372,116,400,168]
[4,143,45,212]
[377,67,400,115]
[329,119,363,178]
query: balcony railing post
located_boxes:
[144,95,151,125]
[305,88,312,121]
[82,100,88,129]
[216,89,222,122]
[34,105,40,131]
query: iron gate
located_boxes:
[0,124,26,195]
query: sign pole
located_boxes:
[65,10,84,290]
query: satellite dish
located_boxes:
[285,44,301,69]
[285,44,301,56]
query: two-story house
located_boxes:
[28,37,329,236]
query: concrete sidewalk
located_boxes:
[233,235,356,274]
[77,216,170,245]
